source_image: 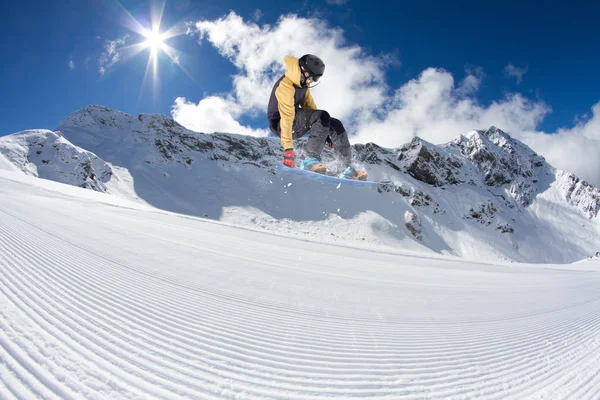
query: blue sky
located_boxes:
[2,0,600,184]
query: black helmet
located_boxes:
[299,54,325,82]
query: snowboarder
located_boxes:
[267,54,368,180]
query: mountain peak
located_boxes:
[57,105,138,137]
[394,136,461,186]
[483,125,510,142]
[448,126,549,197]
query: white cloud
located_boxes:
[456,65,484,96]
[354,67,550,147]
[99,36,128,75]
[504,63,528,84]
[68,58,76,71]
[521,103,600,186]
[179,12,600,187]
[172,96,270,137]
[353,66,600,186]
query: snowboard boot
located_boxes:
[342,166,368,181]
[301,157,328,174]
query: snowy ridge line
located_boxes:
[3,114,599,264]
[2,186,600,398]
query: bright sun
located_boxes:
[143,29,165,53]
[112,0,194,97]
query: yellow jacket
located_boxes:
[268,55,317,149]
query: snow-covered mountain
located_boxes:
[1,104,598,263]
[0,129,112,192]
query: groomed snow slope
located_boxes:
[1,169,600,399]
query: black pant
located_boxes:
[276,109,352,165]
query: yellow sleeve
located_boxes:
[275,78,296,149]
[302,88,317,110]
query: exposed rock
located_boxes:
[496,224,515,233]
[557,171,600,219]
[465,201,499,226]
[392,137,467,187]
[404,211,422,240]
[0,129,111,193]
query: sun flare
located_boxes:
[113,0,196,98]
[143,29,165,53]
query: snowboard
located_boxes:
[277,165,394,191]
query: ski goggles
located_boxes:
[302,69,321,83]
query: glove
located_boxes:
[283,149,295,168]
[326,136,333,147]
